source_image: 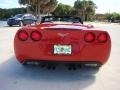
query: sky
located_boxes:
[0,0,120,14]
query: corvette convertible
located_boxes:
[14,16,111,69]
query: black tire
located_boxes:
[9,25,12,27]
[19,21,23,27]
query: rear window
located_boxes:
[41,16,83,24]
[23,16,35,20]
[14,14,23,18]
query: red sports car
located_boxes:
[14,16,111,69]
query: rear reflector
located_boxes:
[98,33,108,43]
[18,30,28,41]
[31,31,42,41]
[84,32,96,43]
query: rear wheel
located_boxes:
[19,21,23,27]
[9,25,12,27]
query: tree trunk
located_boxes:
[85,14,88,21]
[27,0,31,13]
[35,5,37,18]
[37,2,40,22]
[27,5,30,13]
[82,10,85,21]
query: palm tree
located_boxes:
[19,0,31,13]
[74,0,83,17]
[84,0,97,21]
[18,0,58,21]
[41,0,58,15]
[74,0,96,21]
[30,0,50,18]
[53,3,73,16]
[19,0,28,5]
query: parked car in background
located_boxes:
[7,14,36,27]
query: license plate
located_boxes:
[54,45,72,55]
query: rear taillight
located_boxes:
[97,33,108,43]
[18,30,28,41]
[84,32,96,43]
[31,31,42,41]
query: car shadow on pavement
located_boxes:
[0,56,98,90]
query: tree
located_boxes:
[41,0,58,15]
[105,13,120,22]
[19,0,31,13]
[85,0,96,21]
[18,0,58,21]
[0,8,26,20]
[53,3,73,16]
[74,0,97,21]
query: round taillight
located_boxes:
[18,30,28,41]
[98,33,108,43]
[31,31,42,41]
[84,32,96,43]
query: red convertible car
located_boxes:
[14,16,111,69]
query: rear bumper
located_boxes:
[14,40,111,65]
[23,60,102,67]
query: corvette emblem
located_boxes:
[57,33,69,37]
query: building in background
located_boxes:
[95,14,106,21]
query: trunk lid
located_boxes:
[39,24,87,44]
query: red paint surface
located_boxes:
[14,24,111,65]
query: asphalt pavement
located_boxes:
[0,22,120,90]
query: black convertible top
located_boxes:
[41,16,83,24]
